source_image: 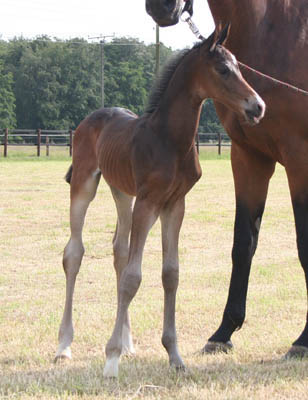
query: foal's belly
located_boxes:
[97,137,137,196]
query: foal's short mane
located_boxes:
[145,41,204,114]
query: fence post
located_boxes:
[46,135,49,156]
[37,129,41,157]
[218,132,221,156]
[69,129,73,157]
[4,128,8,157]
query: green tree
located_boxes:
[2,35,224,133]
[0,58,16,129]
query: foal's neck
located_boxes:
[152,55,203,154]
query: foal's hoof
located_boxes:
[173,362,186,372]
[54,354,71,364]
[54,347,72,363]
[284,345,308,360]
[202,340,233,354]
[103,356,119,378]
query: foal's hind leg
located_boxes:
[103,198,159,377]
[160,198,185,370]
[110,186,135,354]
[55,168,100,361]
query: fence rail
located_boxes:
[0,129,230,157]
[0,129,74,157]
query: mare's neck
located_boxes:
[207,0,268,58]
[151,55,203,154]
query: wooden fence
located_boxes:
[0,129,230,157]
[0,129,74,157]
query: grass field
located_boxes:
[1,148,308,399]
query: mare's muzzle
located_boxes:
[146,0,183,26]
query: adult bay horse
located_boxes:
[54,26,265,377]
[146,0,308,358]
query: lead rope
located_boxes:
[238,61,308,97]
[181,14,308,97]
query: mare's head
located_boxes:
[146,0,187,26]
[194,25,265,125]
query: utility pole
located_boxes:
[100,40,105,107]
[89,34,114,107]
[155,24,160,78]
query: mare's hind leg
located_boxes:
[160,198,185,369]
[110,186,135,354]
[285,166,308,358]
[55,167,101,361]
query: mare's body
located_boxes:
[146,0,308,356]
[54,27,265,377]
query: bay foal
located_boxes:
[55,26,265,377]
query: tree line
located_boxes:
[0,36,224,133]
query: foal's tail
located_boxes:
[65,165,73,184]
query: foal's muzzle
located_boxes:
[244,95,266,125]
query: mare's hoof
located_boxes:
[54,354,71,364]
[202,340,233,354]
[284,345,308,360]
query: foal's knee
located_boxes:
[162,332,176,351]
[162,265,179,291]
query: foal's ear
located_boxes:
[217,23,231,46]
[209,23,231,52]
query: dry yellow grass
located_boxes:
[0,149,308,399]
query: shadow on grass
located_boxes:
[1,352,308,398]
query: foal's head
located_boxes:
[193,25,265,125]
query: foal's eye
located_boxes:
[216,64,230,77]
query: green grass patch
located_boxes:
[1,154,307,399]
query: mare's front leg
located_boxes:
[285,163,308,358]
[103,198,159,378]
[160,198,185,369]
[204,144,275,353]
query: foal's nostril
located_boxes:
[256,104,263,116]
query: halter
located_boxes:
[181,8,308,97]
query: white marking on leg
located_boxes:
[55,345,72,360]
[122,323,135,355]
[103,355,120,378]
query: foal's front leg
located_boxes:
[160,198,185,370]
[103,198,159,378]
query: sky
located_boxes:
[0,0,214,49]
